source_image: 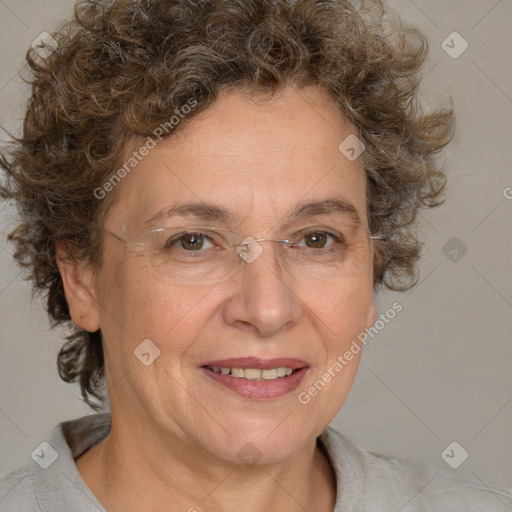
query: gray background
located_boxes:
[1,0,511,493]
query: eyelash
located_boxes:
[165,230,346,252]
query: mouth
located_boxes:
[200,358,309,400]
[203,366,297,380]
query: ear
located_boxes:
[365,294,378,330]
[56,241,100,332]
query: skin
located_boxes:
[57,85,378,512]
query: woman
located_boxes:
[0,0,510,510]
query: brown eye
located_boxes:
[295,231,345,251]
[304,232,328,249]
[179,233,204,250]
[164,233,207,250]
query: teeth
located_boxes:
[261,368,278,380]
[244,368,262,379]
[231,368,245,378]
[208,366,296,380]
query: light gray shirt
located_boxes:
[1,412,511,511]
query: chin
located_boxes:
[205,417,315,466]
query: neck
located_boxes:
[75,412,336,512]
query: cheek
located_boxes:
[95,260,181,350]
[306,275,374,335]
[118,277,223,362]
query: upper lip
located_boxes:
[201,357,309,370]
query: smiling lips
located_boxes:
[201,357,309,399]
[205,366,294,380]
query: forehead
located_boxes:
[109,86,368,230]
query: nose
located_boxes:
[222,241,302,337]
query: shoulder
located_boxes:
[0,464,39,511]
[321,426,512,511]
[0,412,110,512]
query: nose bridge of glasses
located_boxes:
[233,236,292,265]
[239,237,291,247]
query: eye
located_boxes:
[165,232,216,251]
[296,231,342,249]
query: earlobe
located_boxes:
[56,242,100,332]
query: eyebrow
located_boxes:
[144,197,362,228]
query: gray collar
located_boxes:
[34,412,361,512]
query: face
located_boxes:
[71,85,377,465]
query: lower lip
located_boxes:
[200,367,309,400]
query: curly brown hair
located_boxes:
[0,0,454,410]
